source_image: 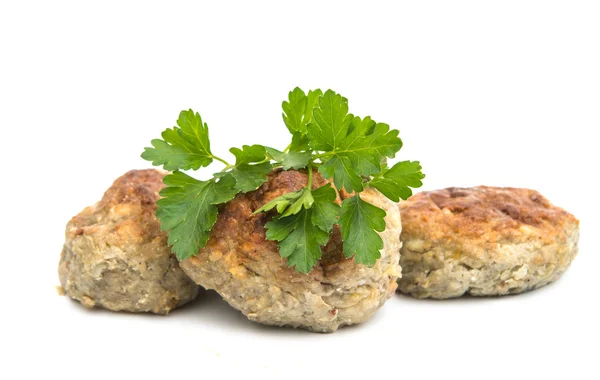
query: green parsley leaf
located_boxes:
[254,187,314,217]
[338,194,386,266]
[310,185,340,232]
[225,144,271,192]
[142,109,213,171]
[319,156,363,194]
[156,171,238,260]
[281,151,312,170]
[307,91,402,193]
[282,87,323,135]
[264,146,311,170]
[307,90,354,152]
[262,184,339,272]
[369,161,425,202]
[230,144,267,164]
[265,208,330,273]
[289,132,311,152]
[264,147,284,161]
[143,88,423,274]
[343,117,402,176]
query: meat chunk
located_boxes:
[58,169,199,314]
[398,186,579,298]
[180,169,402,332]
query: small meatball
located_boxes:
[398,186,579,299]
[58,169,199,314]
[180,169,402,332]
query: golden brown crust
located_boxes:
[400,186,579,256]
[59,169,198,314]
[180,169,402,331]
[187,169,349,278]
[68,169,167,250]
[99,169,166,208]
[398,186,579,298]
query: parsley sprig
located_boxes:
[142,87,424,273]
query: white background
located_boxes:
[1,1,599,379]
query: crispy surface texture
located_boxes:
[180,169,402,332]
[58,169,199,314]
[398,186,579,299]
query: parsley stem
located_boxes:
[254,158,271,165]
[307,163,313,189]
[312,152,332,160]
[211,155,231,167]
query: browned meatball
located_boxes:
[398,186,579,299]
[58,169,199,314]
[180,169,402,332]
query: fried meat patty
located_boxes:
[398,186,579,299]
[58,169,199,314]
[180,169,402,332]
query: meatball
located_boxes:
[180,169,402,332]
[58,169,199,314]
[398,186,579,299]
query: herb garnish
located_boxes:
[142,88,424,273]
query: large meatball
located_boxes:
[398,186,579,299]
[180,169,402,332]
[58,169,199,314]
